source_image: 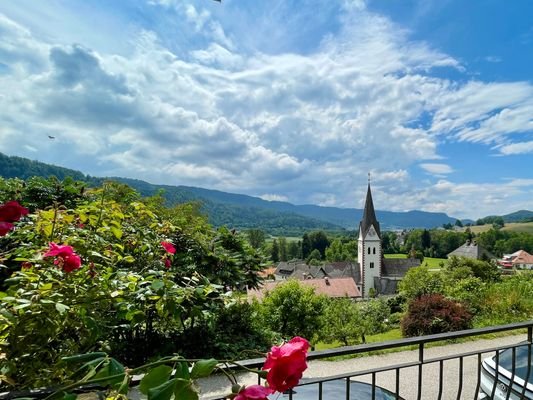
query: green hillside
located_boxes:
[0,152,472,233]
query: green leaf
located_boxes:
[174,361,190,380]
[139,365,173,395]
[55,303,70,314]
[151,280,165,291]
[174,379,198,400]
[190,359,217,379]
[147,378,177,400]
[110,227,123,239]
[61,352,107,364]
[63,393,77,400]
[122,255,135,263]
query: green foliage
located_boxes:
[477,272,533,325]
[446,256,500,283]
[401,294,472,337]
[0,177,268,389]
[261,280,326,342]
[306,249,322,265]
[325,239,357,261]
[398,266,444,300]
[320,298,364,346]
[245,229,266,249]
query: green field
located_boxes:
[384,253,447,269]
[460,222,533,234]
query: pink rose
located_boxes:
[0,201,29,223]
[235,385,273,400]
[263,337,310,392]
[44,243,82,273]
[0,221,14,236]
[161,241,176,254]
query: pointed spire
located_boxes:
[359,179,381,238]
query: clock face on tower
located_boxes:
[368,226,376,237]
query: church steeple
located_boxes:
[359,179,381,238]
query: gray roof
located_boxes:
[447,241,495,260]
[382,258,420,277]
[359,183,381,238]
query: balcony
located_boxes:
[203,321,533,400]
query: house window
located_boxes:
[373,247,376,254]
[368,247,371,254]
[370,262,375,268]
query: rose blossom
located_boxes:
[234,385,273,400]
[164,258,171,269]
[44,243,82,273]
[263,336,310,392]
[0,221,14,236]
[161,241,176,254]
[0,201,29,223]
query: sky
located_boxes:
[0,0,532,219]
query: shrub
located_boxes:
[401,294,472,337]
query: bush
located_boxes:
[261,280,327,342]
[401,294,472,337]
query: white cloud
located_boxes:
[259,194,289,202]
[420,163,453,175]
[498,141,533,155]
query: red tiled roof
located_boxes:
[512,250,533,265]
[248,277,361,300]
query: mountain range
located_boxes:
[1,152,531,235]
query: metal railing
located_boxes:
[211,320,533,400]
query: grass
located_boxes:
[459,222,533,234]
[385,253,447,269]
[314,326,528,361]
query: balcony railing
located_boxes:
[208,320,533,400]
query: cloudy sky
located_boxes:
[1,0,532,219]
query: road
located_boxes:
[199,334,525,400]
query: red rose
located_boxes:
[234,385,273,400]
[0,221,14,236]
[164,258,171,269]
[263,337,310,392]
[44,243,82,273]
[161,241,176,254]
[0,201,29,223]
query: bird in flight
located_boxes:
[48,135,55,139]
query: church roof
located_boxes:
[359,183,381,238]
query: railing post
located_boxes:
[417,342,424,400]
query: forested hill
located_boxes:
[0,152,479,232]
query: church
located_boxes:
[357,181,420,297]
[271,181,420,298]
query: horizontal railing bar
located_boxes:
[222,321,533,370]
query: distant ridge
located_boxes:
[0,152,507,233]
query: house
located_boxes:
[248,277,361,300]
[498,250,533,270]
[447,240,495,260]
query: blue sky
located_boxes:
[0,0,532,219]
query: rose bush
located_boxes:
[0,178,268,389]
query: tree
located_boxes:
[271,239,280,263]
[306,248,322,265]
[246,229,266,249]
[301,233,312,259]
[398,266,444,300]
[278,237,288,262]
[455,219,463,227]
[261,280,326,342]
[287,240,301,259]
[401,294,472,337]
[307,231,330,258]
[320,298,364,346]
[421,229,431,251]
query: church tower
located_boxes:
[358,177,382,297]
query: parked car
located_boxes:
[479,343,533,399]
[277,378,404,400]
